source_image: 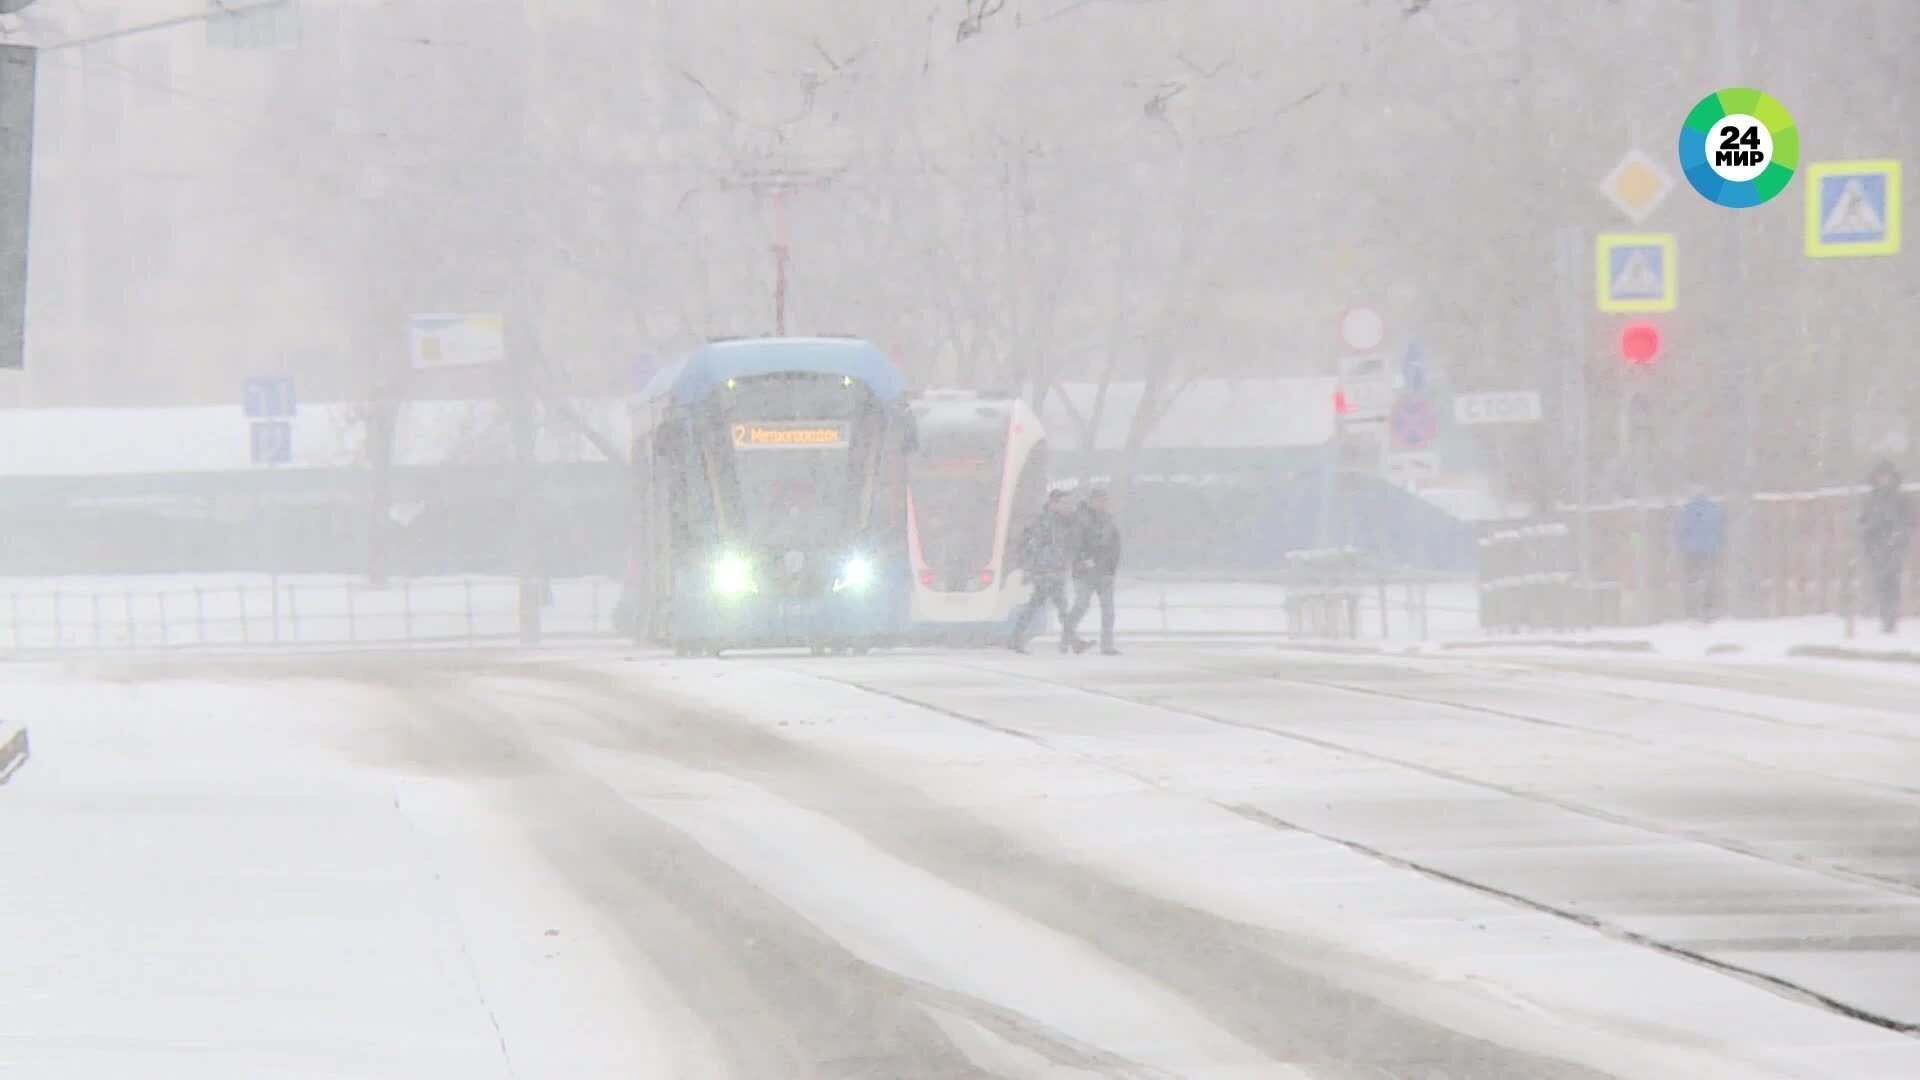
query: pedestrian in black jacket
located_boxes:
[1009,489,1085,653]
[1860,460,1912,633]
[1066,487,1122,655]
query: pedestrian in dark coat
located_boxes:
[1009,490,1085,652]
[1672,486,1728,622]
[1066,487,1123,655]
[1860,460,1912,633]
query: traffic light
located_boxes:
[1618,321,1661,366]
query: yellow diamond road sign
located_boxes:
[1600,149,1675,224]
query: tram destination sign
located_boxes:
[731,421,849,449]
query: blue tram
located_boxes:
[628,337,915,655]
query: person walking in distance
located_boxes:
[1066,486,1123,655]
[1859,460,1912,634]
[1672,485,1728,622]
[1009,490,1085,653]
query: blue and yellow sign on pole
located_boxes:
[1804,159,1900,258]
[1595,233,1677,313]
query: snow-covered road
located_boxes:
[3,644,1919,1078]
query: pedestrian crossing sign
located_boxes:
[1595,233,1677,312]
[1805,159,1900,257]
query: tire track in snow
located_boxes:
[468,664,1609,1080]
[555,741,1291,1079]
[367,674,997,1079]
[380,671,1327,1078]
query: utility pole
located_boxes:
[1555,226,1591,598]
[364,381,395,587]
[769,186,791,335]
[1621,387,1653,623]
[748,172,839,335]
[1714,0,1757,616]
[512,382,539,644]
[683,168,839,335]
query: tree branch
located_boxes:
[956,0,1007,42]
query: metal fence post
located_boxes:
[1843,558,1856,639]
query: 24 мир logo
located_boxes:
[1678,88,1799,208]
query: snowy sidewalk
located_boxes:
[0,675,677,1079]
[0,679,516,1079]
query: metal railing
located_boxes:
[0,572,1478,655]
[0,577,623,653]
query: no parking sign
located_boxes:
[1389,394,1439,450]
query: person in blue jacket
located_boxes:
[1672,485,1728,622]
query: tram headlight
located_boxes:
[712,553,756,595]
[833,554,874,592]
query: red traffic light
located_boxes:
[1333,388,1352,414]
[1618,322,1661,365]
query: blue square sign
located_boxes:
[243,375,296,418]
[250,420,292,465]
[1401,342,1426,393]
